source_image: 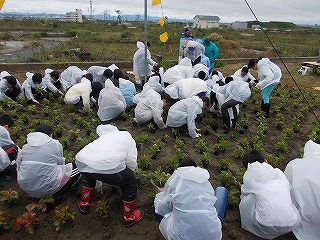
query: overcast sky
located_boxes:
[1,0,319,25]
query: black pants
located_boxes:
[221,99,241,127]
[54,162,80,203]
[5,86,21,101]
[81,167,137,202]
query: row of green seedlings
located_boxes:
[137,134,170,170]
[0,191,75,233]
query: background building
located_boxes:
[193,15,220,29]
[65,9,83,22]
[231,21,248,30]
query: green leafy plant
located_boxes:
[233,144,246,159]
[228,188,240,207]
[148,144,161,158]
[195,137,208,153]
[52,205,76,231]
[218,170,234,187]
[138,154,152,170]
[0,211,10,231]
[0,189,19,206]
[92,196,109,218]
[147,122,156,133]
[218,158,233,171]
[201,151,211,168]
[37,195,54,212]
[149,167,170,188]
[13,203,39,234]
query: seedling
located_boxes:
[13,203,39,234]
[92,196,109,218]
[0,189,19,206]
[52,205,76,231]
[0,211,9,231]
[37,195,54,213]
[149,167,170,188]
[147,122,156,133]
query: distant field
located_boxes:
[0,19,319,64]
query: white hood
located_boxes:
[179,57,192,67]
[0,71,11,79]
[175,166,209,183]
[136,41,145,49]
[26,132,52,146]
[96,124,118,137]
[303,140,320,158]
[245,162,276,182]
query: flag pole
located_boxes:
[144,0,148,84]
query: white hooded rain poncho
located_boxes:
[16,132,73,198]
[75,125,137,173]
[240,162,301,239]
[184,40,205,62]
[154,166,222,240]
[134,89,166,129]
[43,68,60,93]
[133,75,163,104]
[87,66,107,85]
[133,41,156,77]
[60,66,87,90]
[164,78,207,100]
[97,79,126,121]
[256,58,282,90]
[212,79,251,124]
[0,71,22,100]
[284,140,320,240]
[162,58,194,85]
[21,72,47,100]
[166,96,203,138]
[0,125,17,171]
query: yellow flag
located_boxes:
[158,17,165,27]
[0,0,5,11]
[159,32,168,43]
[152,0,161,6]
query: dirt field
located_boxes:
[1,63,320,240]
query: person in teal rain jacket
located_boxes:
[204,38,219,71]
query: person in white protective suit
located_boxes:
[166,96,209,138]
[193,63,210,80]
[184,40,205,66]
[164,77,207,102]
[16,124,80,203]
[233,65,256,86]
[59,66,87,91]
[162,58,194,87]
[0,71,22,101]
[248,58,282,117]
[87,65,107,85]
[240,150,301,240]
[43,68,63,96]
[64,74,97,112]
[75,124,144,227]
[284,139,320,240]
[134,89,167,129]
[132,75,163,104]
[0,114,19,184]
[21,72,47,104]
[154,157,228,240]
[212,76,251,133]
[133,41,157,85]
[97,79,126,122]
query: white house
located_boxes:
[231,21,248,30]
[193,15,220,29]
[65,9,83,22]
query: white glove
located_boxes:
[32,99,40,104]
[196,128,201,131]
[195,133,202,138]
[57,90,64,96]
